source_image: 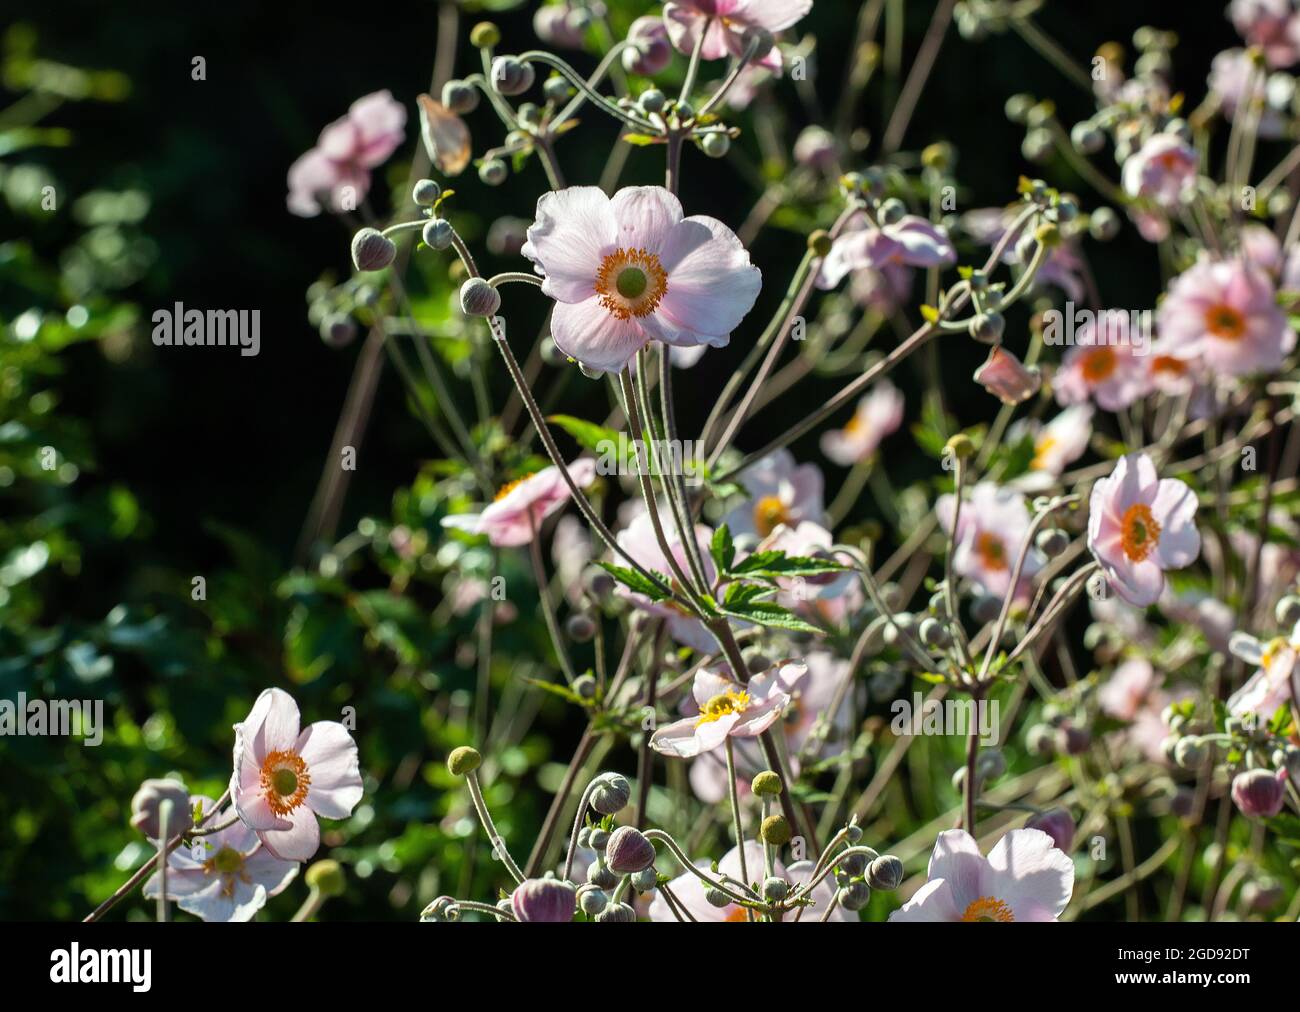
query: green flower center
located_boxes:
[616,267,648,300]
[212,846,244,875]
[272,767,299,797]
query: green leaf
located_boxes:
[710,524,735,574]
[730,551,847,578]
[622,133,660,146]
[597,561,671,601]
[522,677,591,707]
[718,600,822,634]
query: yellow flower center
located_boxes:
[752,495,790,538]
[975,531,1008,571]
[1261,636,1288,669]
[595,248,668,319]
[207,845,245,876]
[260,750,311,816]
[1120,503,1161,562]
[696,690,752,726]
[1081,346,1117,383]
[1030,435,1057,470]
[494,474,533,501]
[961,896,1015,921]
[1203,303,1245,340]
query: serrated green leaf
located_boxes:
[597,561,671,601]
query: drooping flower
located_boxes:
[511,878,577,922]
[230,688,364,862]
[650,661,800,758]
[1155,256,1295,377]
[441,458,597,547]
[1121,133,1199,210]
[533,3,589,49]
[287,91,406,217]
[614,512,720,651]
[973,347,1041,406]
[662,0,813,72]
[820,380,904,466]
[1087,454,1200,607]
[144,795,298,922]
[624,16,674,76]
[1009,404,1093,488]
[1227,621,1300,718]
[722,448,825,541]
[1229,0,1300,67]
[522,186,762,373]
[889,828,1073,922]
[937,483,1045,600]
[646,842,852,921]
[817,212,956,291]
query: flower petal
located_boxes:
[522,186,617,303]
[549,297,651,373]
[297,721,364,820]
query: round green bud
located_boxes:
[1036,527,1069,557]
[877,197,906,225]
[589,772,632,815]
[674,100,695,121]
[1173,736,1207,770]
[751,771,783,797]
[921,142,954,172]
[442,79,480,114]
[760,814,792,846]
[1004,93,1035,123]
[412,178,441,206]
[976,748,1007,781]
[704,885,732,908]
[578,885,608,916]
[459,277,501,317]
[838,880,872,911]
[573,673,597,699]
[479,158,508,186]
[351,227,397,272]
[701,132,730,158]
[594,901,636,923]
[839,851,868,878]
[808,230,833,257]
[762,877,789,903]
[320,313,358,349]
[631,867,659,893]
[918,616,951,649]
[639,88,666,114]
[422,217,453,251]
[470,22,501,48]
[1088,206,1120,241]
[543,75,571,103]
[447,745,482,776]
[586,857,619,891]
[305,859,347,898]
[565,612,596,642]
[866,854,904,891]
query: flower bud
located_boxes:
[1025,808,1075,852]
[491,56,535,96]
[589,828,610,850]
[1025,723,1056,756]
[1057,723,1091,755]
[320,313,358,348]
[586,857,619,890]
[565,612,596,642]
[351,227,396,272]
[130,778,193,840]
[584,566,616,598]
[460,277,501,317]
[760,814,792,846]
[918,616,951,648]
[1276,594,1300,627]
[412,178,441,206]
[594,901,637,923]
[1231,768,1285,818]
[704,886,731,907]
[441,79,480,115]
[447,745,482,776]
[578,885,608,916]
[751,771,782,796]
[701,132,730,158]
[866,854,904,891]
[762,877,788,902]
[839,851,867,878]
[1070,120,1105,154]
[976,748,1006,781]
[510,877,576,922]
[877,198,906,226]
[1173,735,1207,770]
[624,17,672,76]
[1036,527,1069,557]
[838,880,871,911]
[420,895,460,922]
[305,859,348,897]
[639,88,667,114]
[944,433,976,460]
[478,159,508,186]
[631,867,659,892]
[1088,206,1120,241]
[589,772,632,815]
[422,218,453,251]
[605,825,656,874]
[967,311,1005,344]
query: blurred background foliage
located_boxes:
[0,0,1235,920]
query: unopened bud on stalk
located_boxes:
[306,859,348,897]
[751,771,783,796]
[762,877,788,902]
[808,230,833,257]
[422,218,453,251]
[442,79,480,114]
[701,132,730,158]
[760,814,792,846]
[470,22,501,48]
[565,613,596,642]
[479,159,508,186]
[460,277,501,317]
[412,178,441,206]
[130,778,193,840]
[589,772,632,814]
[838,880,871,911]
[866,854,904,890]
[605,826,656,874]
[351,227,396,272]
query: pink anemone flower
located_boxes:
[1087,454,1200,607]
[937,482,1044,600]
[817,213,955,291]
[819,380,904,466]
[231,688,364,862]
[889,828,1074,922]
[1230,0,1300,67]
[662,0,814,72]
[647,842,854,921]
[144,795,298,922]
[287,90,406,217]
[1121,133,1199,210]
[441,458,597,547]
[650,661,802,758]
[1053,313,1150,411]
[1155,256,1294,377]
[722,448,825,541]
[522,185,762,374]
[1009,404,1093,489]
[1227,622,1300,718]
